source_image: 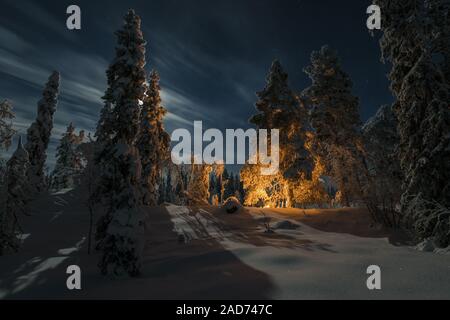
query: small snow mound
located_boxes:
[273,220,300,230]
[416,238,436,252]
[416,239,450,255]
[222,197,242,214]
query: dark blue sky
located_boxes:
[0,0,392,167]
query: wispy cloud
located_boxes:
[0,26,31,54]
[165,112,193,127]
[2,0,78,43]
[0,3,263,169]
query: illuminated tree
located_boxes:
[137,70,170,206]
[250,60,313,184]
[186,161,212,205]
[242,60,313,207]
[291,132,330,207]
[241,163,289,208]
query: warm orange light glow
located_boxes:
[240,130,331,208]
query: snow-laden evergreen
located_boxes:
[215,165,225,204]
[0,100,16,152]
[95,102,115,144]
[250,60,314,183]
[186,161,212,205]
[362,104,403,226]
[94,10,147,276]
[97,141,144,276]
[0,137,30,255]
[374,0,450,246]
[362,104,402,190]
[302,46,365,207]
[137,70,170,206]
[25,71,60,195]
[51,123,85,191]
[242,60,313,207]
[157,166,181,204]
[0,99,16,188]
[173,164,189,205]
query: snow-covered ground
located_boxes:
[0,191,449,299]
[165,205,450,299]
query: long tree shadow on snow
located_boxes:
[181,206,336,252]
[141,205,277,299]
[0,190,91,299]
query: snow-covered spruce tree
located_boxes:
[94,10,147,276]
[250,60,314,184]
[0,100,16,152]
[93,83,117,244]
[25,71,60,195]
[0,137,30,255]
[76,133,98,254]
[302,46,365,207]
[158,164,186,205]
[137,70,170,206]
[362,105,399,178]
[51,123,85,190]
[214,164,225,204]
[186,160,212,206]
[362,104,403,225]
[291,133,331,209]
[173,171,186,205]
[374,0,450,245]
[242,60,313,206]
[95,102,115,144]
[0,99,16,186]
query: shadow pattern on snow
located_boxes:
[141,205,276,299]
[182,206,337,253]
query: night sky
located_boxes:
[0,0,393,168]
